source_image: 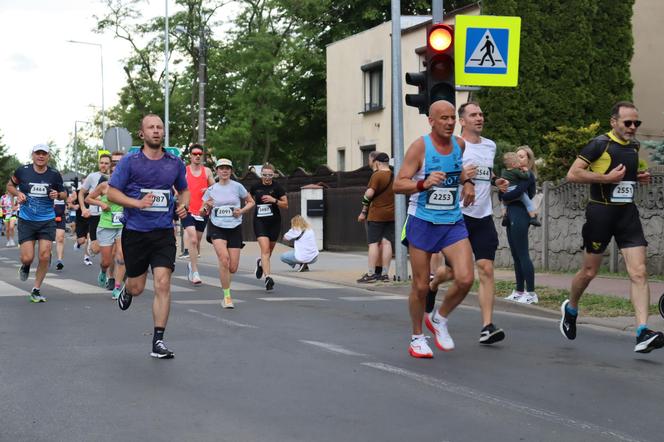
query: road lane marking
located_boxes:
[299,340,368,357]
[43,279,108,294]
[174,299,245,305]
[339,295,407,301]
[0,281,27,297]
[187,308,257,328]
[174,275,258,291]
[362,362,640,442]
[144,279,193,293]
[258,297,328,302]
[266,274,338,289]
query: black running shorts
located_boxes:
[121,228,176,278]
[463,214,499,261]
[367,221,395,245]
[181,214,208,232]
[582,202,647,254]
[206,223,244,249]
[17,218,56,244]
[253,217,281,242]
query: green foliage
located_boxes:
[538,122,600,182]
[0,131,21,190]
[477,0,634,156]
[642,139,664,165]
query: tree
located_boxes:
[538,122,600,182]
[0,130,21,189]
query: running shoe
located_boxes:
[634,329,664,353]
[265,276,274,291]
[425,312,455,351]
[191,272,202,285]
[117,285,132,311]
[357,273,378,283]
[6,239,15,247]
[83,256,93,266]
[56,260,64,271]
[222,295,234,309]
[559,299,577,340]
[409,335,433,358]
[505,290,523,302]
[518,292,539,304]
[106,278,115,291]
[18,264,30,281]
[73,242,81,252]
[111,287,121,300]
[298,264,310,272]
[378,274,390,282]
[178,249,190,259]
[479,323,506,344]
[255,258,263,279]
[29,288,46,303]
[151,340,175,359]
[97,271,107,288]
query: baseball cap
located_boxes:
[215,158,233,168]
[374,152,390,163]
[32,144,50,153]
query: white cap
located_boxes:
[215,158,233,168]
[32,144,50,153]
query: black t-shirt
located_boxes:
[250,182,286,221]
[578,132,639,205]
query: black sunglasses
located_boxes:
[622,120,642,128]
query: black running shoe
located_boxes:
[56,261,64,271]
[18,264,30,282]
[151,340,175,359]
[265,276,274,291]
[357,273,378,283]
[560,300,577,340]
[479,323,505,344]
[379,274,390,282]
[634,328,664,353]
[255,258,263,279]
[117,285,132,311]
[106,278,115,291]
[658,293,664,319]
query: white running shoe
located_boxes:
[409,335,433,358]
[505,290,524,302]
[191,272,202,285]
[83,256,93,266]
[424,312,455,351]
[518,292,539,304]
[222,296,234,309]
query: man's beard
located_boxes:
[145,138,163,149]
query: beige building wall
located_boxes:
[631,0,664,141]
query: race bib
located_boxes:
[140,189,171,212]
[29,183,48,198]
[256,204,273,217]
[111,212,123,226]
[211,206,234,221]
[611,181,635,203]
[475,166,492,182]
[426,186,457,210]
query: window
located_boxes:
[360,144,376,167]
[337,149,346,172]
[361,61,383,112]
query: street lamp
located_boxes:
[67,40,106,136]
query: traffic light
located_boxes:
[427,24,455,107]
[405,71,428,115]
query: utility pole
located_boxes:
[432,0,443,24]
[164,0,170,149]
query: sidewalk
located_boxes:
[186,241,664,333]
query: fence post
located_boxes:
[542,181,549,271]
[609,239,618,273]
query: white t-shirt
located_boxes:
[82,171,106,216]
[202,180,248,229]
[461,137,496,219]
[284,228,319,263]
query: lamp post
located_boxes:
[164,0,170,149]
[67,40,106,136]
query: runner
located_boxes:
[561,101,664,353]
[53,191,68,270]
[201,158,255,308]
[76,154,111,265]
[86,151,126,299]
[1,192,18,247]
[425,102,509,344]
[107,114,189,359]
[6,144,65,302]
[393,100,477,359]
[250,163,288,291]
[181,144,214,284]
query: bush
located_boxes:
[538,122,601,182]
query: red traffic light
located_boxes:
[428,25,453,52]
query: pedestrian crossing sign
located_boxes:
[454,15,521,87]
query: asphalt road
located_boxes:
[1,247,663,442]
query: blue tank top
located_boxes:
[407,134,463,224]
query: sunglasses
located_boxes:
[191,152,203,156]
[622,120,642,128]
[261,173,274,178]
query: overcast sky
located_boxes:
[0,0,168,163]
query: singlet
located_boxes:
[250,181,286,222]
[12,164,64,222]
[81,171,106,216]
[578,132,640,205]
[98,194,125,229]
[407,135,463,225]
[460,137,496,219]
[186,165,210,218]
[203,180,248,229]
[1,195,16,218]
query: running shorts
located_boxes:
[75,215,99,240]
[463,214,499,261]
[181,214,208,232]
[402,215,468,254]
[17,218,56,244]
[366,221,395,245]
[253,217,282,242]
[55,215,66,230]
[206,223,244,249]
[97,227,122,247]
[582,202,647,254]
[121,228,176,278]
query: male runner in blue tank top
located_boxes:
[394,100,477,358]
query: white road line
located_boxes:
[43,279,107,294]
[0,280,27,297]
[258,297,328,302]
[144,279,193,293]
[339,295,407,301]
[174,299,245,305]
[299,340,368,357]
[186,308,257,328]
[174,275,258,291]
[362,362,640,442]
[267,274,338,289]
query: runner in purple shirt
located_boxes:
[107,114,189,359]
